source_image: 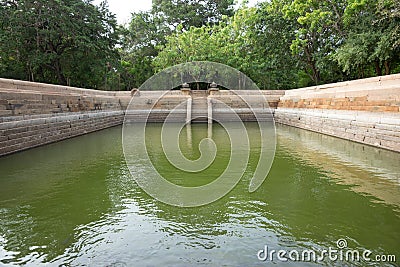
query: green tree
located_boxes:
[153,7,298,89]
[120,0,235,89]
[152,0,235,31]
[0,0,119,88]
[119,11,166,88]
[251,0,299,89]
[152,8,258,82]
[335,0,400,77]
[283,0,347,85]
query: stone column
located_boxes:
[186,98,192,125]
[181,83,191,96]
[207,97,213,125]
[208,82,219,96]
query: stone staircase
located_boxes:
[191,91,209,123]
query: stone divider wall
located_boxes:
[275,74,400,152]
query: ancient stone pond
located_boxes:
[0,124,399,266]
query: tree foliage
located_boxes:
[0,0,119,88]
[152,7,295,89]
[282,0,347,85]
[1,0,399,90]
[152,0,400,89]
[251,1,299,89]
[152,0,235,30]
[119,11,165,88]
[119,0,236,89]
[335,0,400,77]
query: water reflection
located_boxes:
[0,124,398,266]
[0,128,124,265]
[277,124,400,208]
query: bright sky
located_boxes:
[93,0,261,25]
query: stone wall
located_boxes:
[1,74,399,156]
[125,90,284,122]
[0,111,124,156]
[275,74,400,152]
[0,78,130,156]
[125,91,190,122]
[0,78,130,116]
[209,90,283,122]
[209,90,284,109]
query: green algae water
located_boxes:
[0,124,399,266]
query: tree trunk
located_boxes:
[27,63,34,82]
[375,60,382,76]
[54,60,67,85]
[312,66,321,85]
[305,46,320,85]
[384,60,391,75]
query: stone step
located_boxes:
[191,90,208,97]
